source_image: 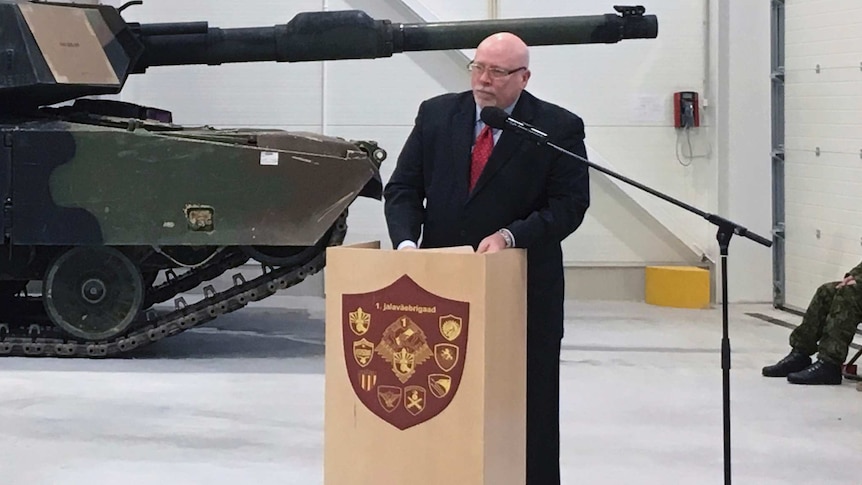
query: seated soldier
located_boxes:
[763,265,862,385]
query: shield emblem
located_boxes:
[348,307,371,336]
[353,338,374,367]
[439,315,462,341]
[404,386,426,416]
[434,343,459,372]
[377,386,402,412]
[343,275,470,430]
[359,370,377,391]
[428,374,452,398]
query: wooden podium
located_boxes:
[324,242,527,485]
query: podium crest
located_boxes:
[342,275,470,430]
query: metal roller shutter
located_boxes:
[779,0,862,309]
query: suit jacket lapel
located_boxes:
[451,96,475,204]
[467,92,537,202]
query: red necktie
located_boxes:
[469,125,493,190]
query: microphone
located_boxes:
[480,106,549,144]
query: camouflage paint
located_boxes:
[12,121,378,246]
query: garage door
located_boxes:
[781,0,862,309]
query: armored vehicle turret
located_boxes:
[0,0,658,357]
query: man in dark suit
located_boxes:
[383,32,590,484]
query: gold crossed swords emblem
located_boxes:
[404,386,425,415]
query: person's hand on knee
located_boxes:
[836,275,855,288]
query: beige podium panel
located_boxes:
[324,242,527,485]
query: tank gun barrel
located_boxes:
[135,22,208,36]
[130,6,657,72]
[0,1,657,110]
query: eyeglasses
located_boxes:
[467,61,527,79]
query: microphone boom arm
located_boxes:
[548,139,771,246]
[489,110,772,247]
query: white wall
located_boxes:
[109,0,773,302]
[706,0,774,303]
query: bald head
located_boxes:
[471,32,531,109]
[476,32,530,69]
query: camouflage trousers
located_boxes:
[790,281,862,365]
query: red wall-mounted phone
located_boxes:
[674,91,699,128]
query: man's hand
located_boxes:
[836,275,856,288]
[396,240,418,251]
[477,232,507,254]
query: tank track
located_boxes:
[0,212,347,358]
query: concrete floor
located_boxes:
[0,297,859,485]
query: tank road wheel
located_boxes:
[43,247,144,341]
[241,227,335,267]
[241,245,320,267]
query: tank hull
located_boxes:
[6,121,380,246]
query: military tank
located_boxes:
[0,1,658,357]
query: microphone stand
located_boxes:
[504,122,772,485]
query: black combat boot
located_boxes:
[762,350,811,377]
[786,360,842,385]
